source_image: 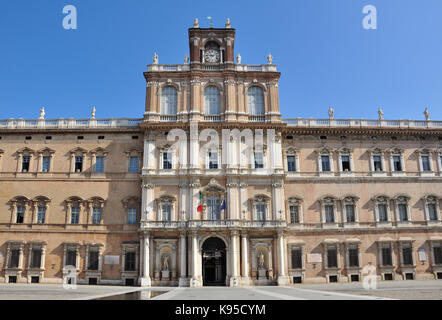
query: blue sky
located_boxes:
[0,0,441,120]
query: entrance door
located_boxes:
[202,237,226,286]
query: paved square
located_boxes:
[1,280,441,300]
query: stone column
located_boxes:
[277,231,290,285]
[139,237,144,280]
[140,232,151,287]
[179,232,187,286]
[241,232,250,285]
[190,232,201,287]
[230,230,240,287]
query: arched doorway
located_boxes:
[202,237,226,286]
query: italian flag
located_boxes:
[197,191,203,212]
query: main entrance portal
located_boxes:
[202,237,226,286]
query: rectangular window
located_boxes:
[325,205,334,223]
[422,156,431,171]
[75,156,83,172]
[71,207,80,224]
[42,156,50,172]
[256,203,266,221]
[378,204,388,222]
[128,208,137,224]
[346,204,355,222]
[36,206,46,224]
[66,249,76,267]
[207,196,221,220]
[327,246,338,268]
[95,156,104,173]
[398,204,408,221]
[373,156,382,171]
[434,245,442,265]
[348,247,359,267]
[341,155,351,171]
[92,207,101,224]
[428,203,438,221]
[16,206,25,224]
[393,156,402,171]
[162,204,171,221]
[129,156,139,173]
[88,250,99,270]
[381,247,393,266]
[22,156,30,172]
[30,248,42,268]
[9,249,20,268]
[125,251,136,271]
[291,248,302,269]
[321,155,330,172]
[402,245,413,266]
[254,152,264,169]
[289,205,299,224]
[287,156,296,172]
[163,152,172,169]
[208,151,218,169]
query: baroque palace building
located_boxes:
[1,19,442,287]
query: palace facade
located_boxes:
[1,20,442,287]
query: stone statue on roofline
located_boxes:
[91,106,96,119]
[328,106,334,119]
[193,18,199,28]
[267,53,273,64]
[424,108,430,121]
[184,53,189,64]
[236,53,241,64]
[378,108,384,121]
[39,107,45,120]
[225,18,231,28]
[153,52,158,64]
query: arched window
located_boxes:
[204,86,220,115]
[247,86,265,115]
[160,86,177,115]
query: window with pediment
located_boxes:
[320,196,338,224]
[372,195,390,223]
[251,195,270,221]
[393,195,411,222]
[342,196,359,223]
[202,179,226,220]
[157,196,176,222]
[287,197,303,224]
[422,195,441,223]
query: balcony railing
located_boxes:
[146,64,277,72]
[0,118,142,129]
[140,219,287,229]
[283,118,442,129]
[159,115,178,122]
[203,115,222,122]
[147,64,190,72]
[248,115,266,122]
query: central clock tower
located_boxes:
[188,18,236,69]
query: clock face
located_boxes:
[204,49,220,63]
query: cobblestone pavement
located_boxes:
[0,280,441,300]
